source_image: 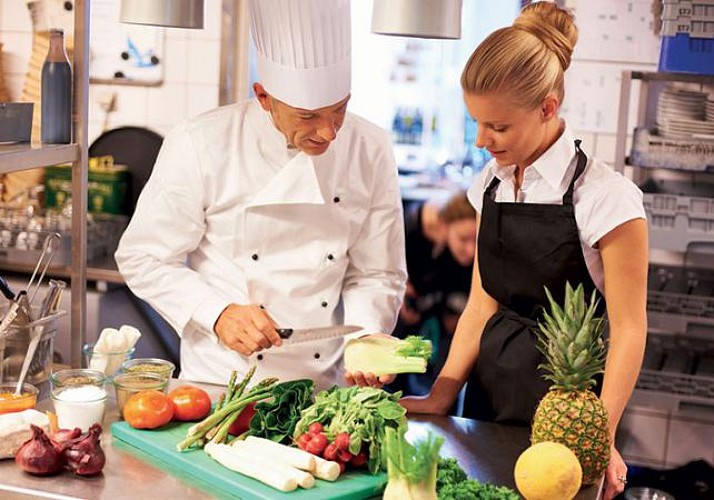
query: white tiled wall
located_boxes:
[0,1,222,145]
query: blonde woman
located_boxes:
[400,3,648,498]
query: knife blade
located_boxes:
[276,325,362,344]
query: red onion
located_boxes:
[63,424,105,476]
[50,427,82,454]
[15,425,63,476]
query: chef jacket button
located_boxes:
[327,254,334,261]
[259,304,265,309]
[321,301,328,307]
[333,196,340,203]
[314,352,321,359]
[251,253,259,261]
[256,354,264,361]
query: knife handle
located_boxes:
[276,328,294,339]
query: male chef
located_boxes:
[115,0,407,390]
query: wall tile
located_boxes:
[0,2,32,33]
[593,133,618,165]
[187,39,220,85]
[110,85,149,125]
[163,39,188,83]
[146,82,188,127]
[186,83,218,118]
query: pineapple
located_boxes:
[530,282,611,485]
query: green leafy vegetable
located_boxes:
[248,379,314,445]
[436,457,520,500]
[293,386,407,474]
[344,336,432,375]
[383,426,443,500]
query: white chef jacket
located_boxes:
[467,124,646,293]
[115,99,407,390]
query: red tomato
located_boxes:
[338,461,347,474]
[308,422,323,435]
[227,402,257,436]
[167,386,212,422]
[334,432,351,451]
[123,390,175,429]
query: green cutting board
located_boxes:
[111,421,386,499]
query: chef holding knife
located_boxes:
[115,0,407,391]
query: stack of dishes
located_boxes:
[656,87,714,140]
[707,96,714,122]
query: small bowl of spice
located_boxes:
[121,358,175,381]
[0,382,38,414]
[50,369,107,431]
[113,372,169,417]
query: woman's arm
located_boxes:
[598,217,648,436]
[401,214,499,414]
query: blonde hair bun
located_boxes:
[513,2,578,71]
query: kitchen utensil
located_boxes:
[276,325,362,344]
[0,276,15,300]
[26,232,60,305]
[0,290,30,342]
[14,325,43,395]
[38,279,66,317]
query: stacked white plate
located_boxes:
[707,97,714,122]
[656,87,714,140]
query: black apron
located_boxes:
[463,140,604,424]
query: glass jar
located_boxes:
[113,372,169,417]
[83,342,135,376]
[0,382,38,414]
[50,369,107,431]
[121,358,175,381]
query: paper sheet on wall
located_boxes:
[561,61,654,134]
[568,0,661,64]
[89,0,165,84]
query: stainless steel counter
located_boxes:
[0,381,599,499]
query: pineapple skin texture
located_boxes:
[531,389,610,485]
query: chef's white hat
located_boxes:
[249,0,351,110]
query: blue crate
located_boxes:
[658,33,714,74]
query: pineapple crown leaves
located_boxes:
[536,282,607,391]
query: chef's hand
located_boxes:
[344,333,396,389]
[602,445,628,500]
[214,304,283,356]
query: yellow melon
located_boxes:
[514,441,583,500]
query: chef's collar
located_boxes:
[249,98,300,158]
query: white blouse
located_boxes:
[467,124,646,293]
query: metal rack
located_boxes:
[614,70,714,468]
[0,1,89,369]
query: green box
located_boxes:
[44,164,130,215]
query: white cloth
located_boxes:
[467,125,646,293]
[249,0,351,110]
[115,99,407,390]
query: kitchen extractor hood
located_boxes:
[120,0,204,29]
[371,0,463,39]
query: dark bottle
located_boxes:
[41,28,72,144]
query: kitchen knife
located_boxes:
[276,325,362,344]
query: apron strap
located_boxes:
[485,173,501,199]
[562,139,588,206]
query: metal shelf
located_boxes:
[0,143,80,173]
[630,71,714,85]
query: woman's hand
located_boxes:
[602,445,628,500]
[400,393,448,415]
